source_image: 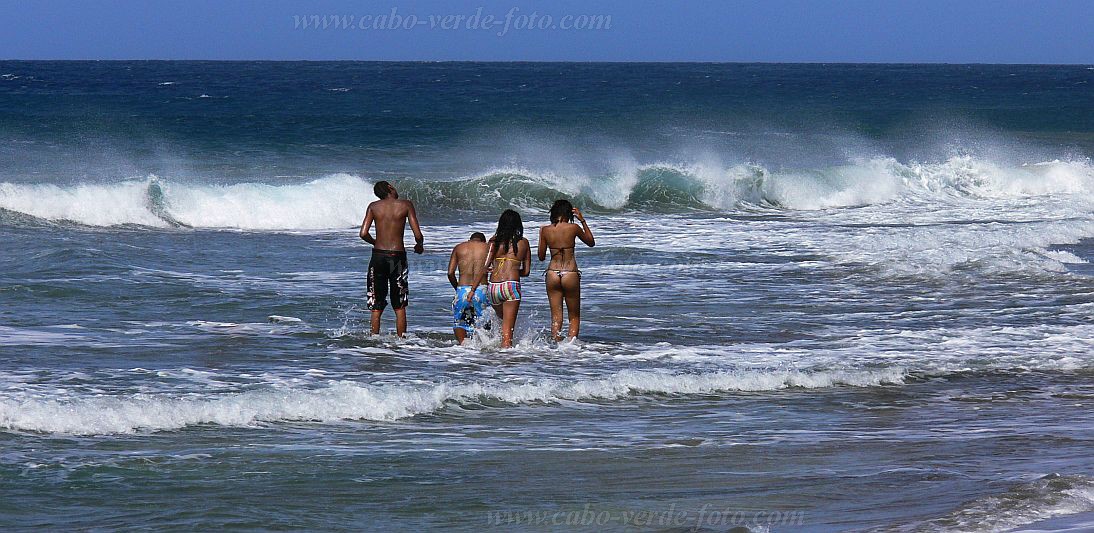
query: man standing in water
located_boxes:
[447,232,490,344]
[359,181,424,337]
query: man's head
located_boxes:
[469,232,486,242]
[374,181,397,199]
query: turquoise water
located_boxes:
[1,62,1094,530]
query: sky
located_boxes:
[1,0,1092,63]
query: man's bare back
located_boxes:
[448,236,489,288]
[359,184,423,253]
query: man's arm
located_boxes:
[407,201,424,254]
[359,204,375,244]
[537,227,547,262]
[447,246,459,289]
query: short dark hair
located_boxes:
[374,181,392,199]
[469,232,486,242]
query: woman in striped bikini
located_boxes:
[538,199,595,342]
[469,209,531,348]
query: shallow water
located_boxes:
[1,61,1093,530]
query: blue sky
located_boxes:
[1,0,1092,63]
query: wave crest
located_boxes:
[0,157,1090,229]
[0,368,904,435]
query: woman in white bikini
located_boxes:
[537,199,595,342]
[469,209,531,348]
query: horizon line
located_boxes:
[1,58,1091,66]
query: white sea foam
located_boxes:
[910,474,1094,532]
[0,174,372,230]
[1043,250,1090,264]
[668,156,1094,210]
[267,315,305,324]
[832,216,1094,276]
[0,157,1091,230]
[159,173,369,229]
[0,368,905,435]
[0,325,84,346]
[0,180,167,227]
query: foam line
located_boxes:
[0,368,905,435]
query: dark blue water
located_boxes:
[3,62,1091,183]
[2,62,1094,531]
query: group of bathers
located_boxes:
[365,248,524,336]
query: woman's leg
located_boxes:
[562,273,582,339]
[501,300,520,348]
[545,274,565,341]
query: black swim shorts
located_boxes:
[366,249,409,310]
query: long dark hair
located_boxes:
[550,199,574,224]
[493,209,523,254]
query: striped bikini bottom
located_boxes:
[487,280,522,306]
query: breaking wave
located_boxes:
[0,367,905,435]
[0,173,371,230]
[0,157,1091,229]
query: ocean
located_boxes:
[1,61,1093,531]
